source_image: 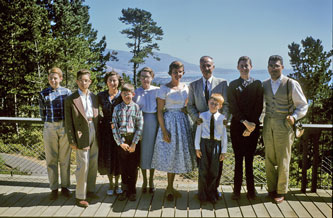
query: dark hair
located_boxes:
[121,83,135,93]
[200,56,214,64]
[138,67,155,79]
[104,71,123,88]
[268,55,283,65]
[237,56,252,67]
[168,61,184,75]
[77,69,91,80]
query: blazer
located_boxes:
[65,90,99,149]
[187,76,229,123]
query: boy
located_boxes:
[64,69,99,208]
[195,93,228,204]
[112,83,143,201]
[39,67,72,200]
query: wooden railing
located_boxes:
[0,117,332,192]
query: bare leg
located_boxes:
[107,174,114,190]
[149,169,155,188]
[141,169,147,192]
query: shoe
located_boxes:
[165,189,174,201]
[231,192,240,200]
[210,198,217,204]
[149,187,155,193]
[142,182,147,193]
[76,198,89,208]
[216,191,222,200]
[50,189,58,200]
[87,192,99,199]
[118,191,127,201]
[128,193,136,201]
[107,189,114,196]
[274,194,284,204]
[247,192,256,200]
[115,187,123,195]
[61,188,71,198]
[268,191,277,199]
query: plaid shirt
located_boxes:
[39,86,72,122]
[112,101,143,146]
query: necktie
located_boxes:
[205,80,209,104]
[210,113,215,140]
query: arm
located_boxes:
[221,81,230,121]
[291,80,308,121]
[194,116,203,158]
[187,82,200,123]
[254,81,264,123]
[157,98,170,143]
[111,106,124,146]
[130,106,144,151]
[220,123,228,161]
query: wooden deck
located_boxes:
[0,175,331,217]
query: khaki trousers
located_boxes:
[75,122,98,200]
[43,121,71,190]
[263,117,294,194]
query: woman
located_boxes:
[133,67,160,193]
[228,56,263,200]
[151,61,196,201]
[97,71,123,196]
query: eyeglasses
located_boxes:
[78,79,91,83]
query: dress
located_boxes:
[97,90,122,176]
[151,84,196,173]
[133,86,160,169]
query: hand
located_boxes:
[196,118,203,125]
[120,143,130,151]
[286,115,295,126]
[223,119,228,126]
[128,144,136,153]
[162,130,171,143]
[70,144,77,150]
[243,120,256,132]
[242,129,251,137]
[196,149,202,159]
[82,146,90,150]
[219,153,225,161]
[181,107,188,114]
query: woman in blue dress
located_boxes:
[133,67,159,193]
[151,61,196,201]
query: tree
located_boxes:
[119,8,163,87]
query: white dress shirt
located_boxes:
[78,88,93,119]
[270,74,308,120]
[195,111,228,153]
[202,76,213,95]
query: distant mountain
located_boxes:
[105,49,293,84]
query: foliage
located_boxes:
[119,8,163,87]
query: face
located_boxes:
[170,67,184,82]
[48,73,63,89]
[107,75,119,91]
[208,99,222,113]
[268,60,284,80]
[121,91,134,104]
[237,60,252,77]
[140,71,153,88]
[76,74,91,92]
[200,58,215,80]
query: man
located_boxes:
[187,56,229,199]
[263,55,308,204]
[65,69,99,208]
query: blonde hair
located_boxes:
[49,67,63,78]
[210,93,224,105]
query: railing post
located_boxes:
[301,132,308,193]
[311,130,321,192]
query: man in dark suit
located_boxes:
[65,69,99,208]
[187,56,229,199]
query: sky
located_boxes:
[85,0,332,70]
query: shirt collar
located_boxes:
[271,74,284,84]
[50,86,62,92]
[78,88,90,97]
[203,76,213,85]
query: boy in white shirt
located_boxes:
[195,93,228,204]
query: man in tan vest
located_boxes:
[262,55,308,204]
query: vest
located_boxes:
[263,76,293,119]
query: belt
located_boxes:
[121,133,134,137]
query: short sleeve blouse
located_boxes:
[157,84,188,109]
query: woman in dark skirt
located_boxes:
[98,71,123,196]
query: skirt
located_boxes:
[151,109,196,173]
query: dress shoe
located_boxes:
[61,188,71,198]
[274,194,284,204]
[149,187,155,193]
[118,191,127,201]
[142,182,147,193]
[210,198,217,204]
[231,192,240,200]
[49,189,58,200]
[87,192,99,199]
[247,192,256,200]
[76,198,89,208]
[268,191,277,199]
[128,193,136,201]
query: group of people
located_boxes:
[39,54,308,208]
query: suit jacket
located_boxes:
[187,76,229,123]
[65,90,99,149]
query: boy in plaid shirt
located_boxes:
[112,83,143,201]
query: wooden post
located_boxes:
[301,133,308,193]
[311,130,321,192]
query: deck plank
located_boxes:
[121,188,143,217]
[175,183,189,217]
[305,191,332,218]
[316,189,333,208]
[188,184,201,217]
[80,184,108,217]
[291,188,325,218]
[284,188,311,218]
[222,185,242,217]
[238,186,256,218]
[255,186,283,218]
[148,183,165,218]
[135,191,154,217]
[0,186,34,215]
[214,186,229,218]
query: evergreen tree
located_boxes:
[119,8,163,87]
